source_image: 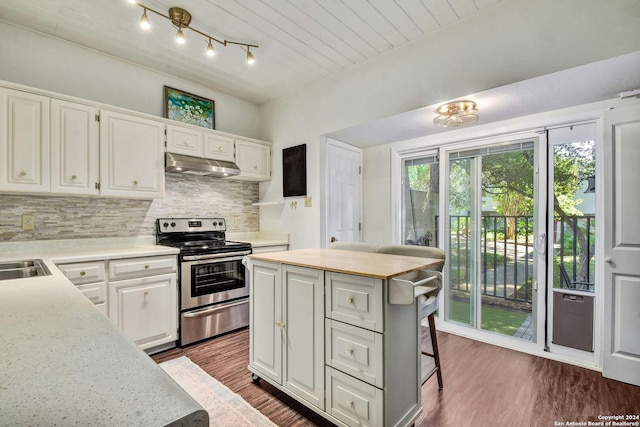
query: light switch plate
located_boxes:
[304,196,312,207]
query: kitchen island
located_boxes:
[247,248,443,427]
[0,252,207,426]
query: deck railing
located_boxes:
[406,214,595,303]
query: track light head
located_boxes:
[176,27,185,44]
[140,8,150,30]
[247,48,255,65]
[207,39,215,57]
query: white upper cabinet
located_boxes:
[99,110,165,199]
[167,123,236,163]
[166,124,203,157]
[203,132,234,162]
[235,138,271,181]
[0,87,50,193]
[50,99,99,195]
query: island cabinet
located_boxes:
[248,248,443,427]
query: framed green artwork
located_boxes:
[164,86,215,129]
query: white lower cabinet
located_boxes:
[109,273,177,350]
[57,260,107,315]
[249,261,324,409]
[56,254,178,351]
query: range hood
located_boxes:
[165,152,241,178]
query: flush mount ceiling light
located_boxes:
[433,100,479,128]
[129,2,258,65]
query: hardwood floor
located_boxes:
[152,328,640,427]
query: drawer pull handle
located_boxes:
[347,400,354,408]
[347,349,354,356]
[144,264,150,269]
[275,322,286,329]
[346,297,353,304]
[79,271,86,276]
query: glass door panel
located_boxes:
[446,139,538,341]
[402,154,439,246]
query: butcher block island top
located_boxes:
[248,248,443,279]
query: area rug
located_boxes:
[160,356,277,427]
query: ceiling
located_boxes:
[327,50,640,147]
[0,0,501,105]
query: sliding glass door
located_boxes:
[445,136,542,341]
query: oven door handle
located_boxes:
[182,251,250,261]
[182,299,249,318]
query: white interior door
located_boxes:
[326,139,362,245]
[602,104,640,386]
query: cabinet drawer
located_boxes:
[326,367,383,427]
[77,281,107,307]
[58,261,106,285]
[109,256,176,279]
[203,133,234,162]
[167,124,203,157]
[326,272,383,332]
[326,320,383,388]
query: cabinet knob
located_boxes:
[346,297,353,305]
[347,400,354,408]
[253,165,258,169]
[218,146,223,151]
[19,171,26,177]
[347,349,354,356]
[144,291,149,296]
[133,180,138,185]
[71,175,77,180]
[79,271,86,276]
[183,140,189,146]
[144,264,150,269]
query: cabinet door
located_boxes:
[50,99,99,195]
[166,124,203,157]
[0,88,50,193]
[283,265,325,409]
[249,260,282,384]
[99,110,165,198]
[109,273,177,350]
[235,138,271,181]
[203,132,234,162]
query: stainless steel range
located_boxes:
[156,218,251,346]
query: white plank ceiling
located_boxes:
[0,0,501,105]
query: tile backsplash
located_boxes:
[0,174,259,241]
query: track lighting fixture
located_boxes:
[433,100,479,128]
[130,3,258,64]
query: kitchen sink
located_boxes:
[0,259,51,281]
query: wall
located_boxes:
[258,0,640,249]
[0,174,258,241]
[0,21,263,243]
[0,22,260,139]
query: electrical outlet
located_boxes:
[304,196,312,207]
[22,214,35,231]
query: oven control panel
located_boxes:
[157,218,226,233]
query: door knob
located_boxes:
[604,257,613,263]
[330,237,337,243]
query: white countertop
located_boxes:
[0,239,206,426]
[227,231,289,248]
